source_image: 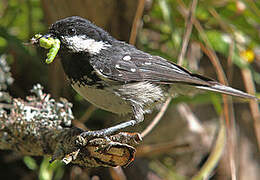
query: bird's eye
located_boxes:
[67,27,76,35]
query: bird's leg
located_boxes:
[79,105,144,140]
[79,120,137,139]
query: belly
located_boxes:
[72,83,132,114]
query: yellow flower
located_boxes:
[240,49,255,63]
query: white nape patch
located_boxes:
[62,35,111,54]
[123,55,131,61]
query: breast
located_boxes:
[71,83,132,115]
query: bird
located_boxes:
[38,16,258,138]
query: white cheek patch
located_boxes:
[62,35,111,54]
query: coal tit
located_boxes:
[39,16,258,138]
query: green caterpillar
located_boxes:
[33,34,61,64]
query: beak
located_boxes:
[30,33,55,46]
[42,33,56,39]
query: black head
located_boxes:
[48,16,114,54]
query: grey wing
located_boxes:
[91,52,211,85]
[91,52,257,100]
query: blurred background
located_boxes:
[0,0,259,179]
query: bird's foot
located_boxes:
[76,120,137,147]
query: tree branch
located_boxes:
[0,56,141,168]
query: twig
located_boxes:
[208,8,235,82]
[192,117,226,180]
[207,9,239,180]
[241,68,260,149]
[72,119,88,131]
[199,43,231,120]
[177,0,198,65]
[110,167,127,180]
[129,0,146,45]
[177,103,203,134]
[227,40,235,83]
[137,142,190,157]
[78,105,97,123]
[200,42,237,180]
[141,97,171,138]
[175,0,206,140]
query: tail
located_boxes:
[195,83,258,100]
